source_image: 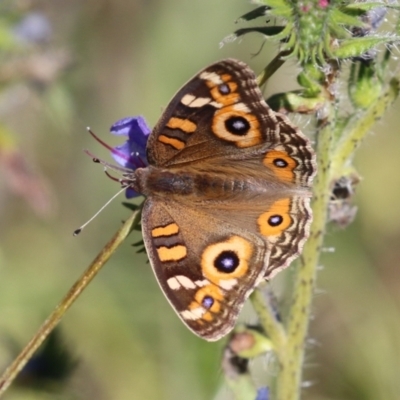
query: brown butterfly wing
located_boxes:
[147,59,280,166]
[200,192,313,279]
[139,59,316,340]
[146,58,315,188]
[145,58,316,278]
[141,197,268,341]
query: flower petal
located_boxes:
[110,116,150,169]
[110,116,151,198]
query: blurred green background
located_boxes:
[1,1,400,399]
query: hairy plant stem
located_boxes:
[251,285,287,363]
[264,75,398,400]
[0,211,139,397]
[275,121,333,400]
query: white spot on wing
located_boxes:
[167,275,197,290]
[210,101,223,108]
[167,277,180,290]
[274,145,285,151]
[194,279,210,287]
[200,71,223,85]
[181,307,206,320]
[190,97,212,108]
[233,103,251,113]
[218,278,238,290]
[181,94,221,109]
[181,94,196,106]
[176,275,196,289]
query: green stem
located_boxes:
[250,285,286,363]
[0,211,139,397]
[276,121,333,400]
[274,76,399,400]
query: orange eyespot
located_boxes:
[210,85,239,106]
[194,285,223,313]
[201,236,253,282]
[187,283,224,322]
[212,106,262,148]
[257,199,292,236]
[263,150,296,182]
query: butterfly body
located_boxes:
[133,164,301,200]
[128,59,316,341]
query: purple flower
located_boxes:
[255,387,269,400]
[13,12,52,44]
[110,116,150,198]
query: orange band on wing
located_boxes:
[152,223,179,238]
[156,245,187,262]
[158,135,185,150]
[166,117,197,133]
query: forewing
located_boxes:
[146,58,316,189]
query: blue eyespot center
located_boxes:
[225,116,250,136]
[218,83,230,94]
[268,215,283,226]
[214,250,239,273]
[202,295,214,309]
[273,158,288,168]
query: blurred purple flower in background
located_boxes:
[255,387,269,400]
[13,12,52,44]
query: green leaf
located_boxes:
[236,6,270,22]
[330,8,367,27]
[122,202,141,211]
[333,36,400,59]
[261,0,292,17]
[233,26,285,38]
[349,61,382,109]
[267,91,324,114]
[343,3,400,13]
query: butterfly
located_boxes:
[125,59,316,341]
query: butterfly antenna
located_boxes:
[86,126,115,152]
[86,127,134,169]
[104,169,121,182]
[73,186,127,236]
[84,149,131,173]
